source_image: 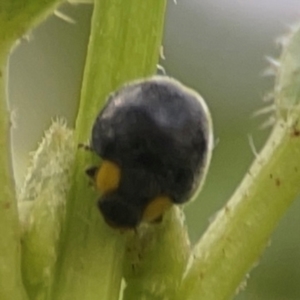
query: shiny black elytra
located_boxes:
[89,76,213,229]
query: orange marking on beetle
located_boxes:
[142,196,173,223]
[96,160,121,194]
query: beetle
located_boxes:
[86,76,213,229]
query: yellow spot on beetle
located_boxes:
[142,196,173,223]
[96,160,121,194]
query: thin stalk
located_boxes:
[176,25,300,300]
[0,0,68,299]
[0,51,28,300]
[53,1,167,299]
[177,120,300,300]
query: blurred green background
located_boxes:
[8,1,300,299]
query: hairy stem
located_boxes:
[176,25,300,300]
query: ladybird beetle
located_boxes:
[87,76,213,229]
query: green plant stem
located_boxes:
[177,121,300,300]
[176,25,300,300]
[0,54,28,300]
[0,1,68,299]
[123,208,190,300]
[53,1,167,299]
[0,0,62,48]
